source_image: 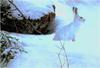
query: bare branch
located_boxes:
[60,41,70,68]
[58,53,63,68]
[8,0,26,19]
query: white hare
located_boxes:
[53,7,85,41]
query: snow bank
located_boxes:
[10,0,54,19]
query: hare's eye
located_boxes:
[80,17,83,19]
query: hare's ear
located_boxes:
[72,7,75,13]
[74,8,78,15]
[72,7,78,15]
[72,7,74,11]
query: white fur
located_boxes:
[53,14,85,41]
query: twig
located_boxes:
[58,53,63,68]
[8,0,25,19]
[59,40,70,68]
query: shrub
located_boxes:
[0,31,25,67]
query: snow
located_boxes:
[10,0,54,19]
[2,0,100,68]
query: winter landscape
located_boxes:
[0,0,100,68]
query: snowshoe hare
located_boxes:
[53,7,85,41]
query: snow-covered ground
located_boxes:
[2,0,100,68]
